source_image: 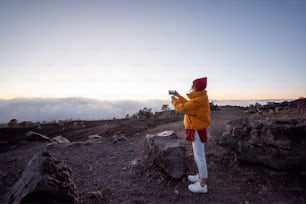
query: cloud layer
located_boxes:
[0,98,171,123]
[0,97,290,124]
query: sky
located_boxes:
[0,1,305,103]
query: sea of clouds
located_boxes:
[0,97,290,124]
[0,98,171,123]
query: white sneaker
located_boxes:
[188,182,208,193]
[188,174,199,183]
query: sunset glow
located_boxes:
[0,0,305,102]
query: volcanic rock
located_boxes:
[52,135,71,144]
[83,191,107,204]
[144,130,186,178]
[221,116,306,170]
[3,151,79,204]
[25,131,52,142]
[86,135,103,143]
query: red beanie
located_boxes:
[193,77,207,90]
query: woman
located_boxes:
[170,77,211,193]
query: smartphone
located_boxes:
[168,90,176,95]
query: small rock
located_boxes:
[111,134,128,143]
[118,135,128,141]
[25,131,52,142]
[86,135,103,143]
[128,159,143,176]
[52,135,70,144]
[83,191,107,204]
[88,135,102,140]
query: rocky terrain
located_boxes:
[0,99,305,203]
[221,101,306,171]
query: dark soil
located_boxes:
[0,106,305,204]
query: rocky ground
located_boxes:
[0,102,305,203]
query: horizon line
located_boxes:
[0,96,302,102]
[0,96,305,102]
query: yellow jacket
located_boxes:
[171,90,211,130]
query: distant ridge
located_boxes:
[212,99,295,107]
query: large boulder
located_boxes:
[221,116,306,170]
[3,151,79,204]
[144,130,186,178]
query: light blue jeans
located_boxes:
[192,131,208,179]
